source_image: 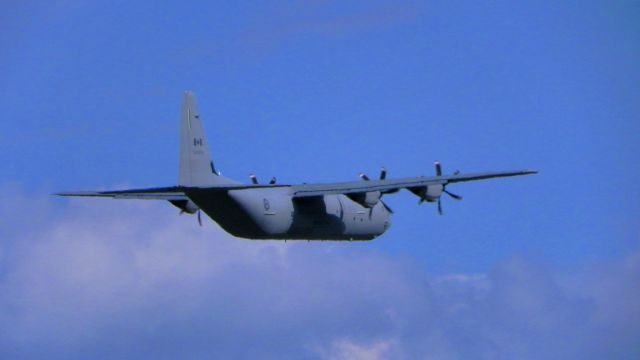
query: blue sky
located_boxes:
[1,1,638,359]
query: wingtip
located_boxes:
[54,191,103,197]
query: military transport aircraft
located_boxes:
[58,92,536,240]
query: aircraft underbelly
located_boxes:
[227,190,390,240]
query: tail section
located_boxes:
[179,91,237,187]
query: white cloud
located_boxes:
[322,338,398,360]
[0,187,638,359]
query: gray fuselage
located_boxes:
[187,187,391,240]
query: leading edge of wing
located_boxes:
[290,169,537,198]
[56,186,189,201]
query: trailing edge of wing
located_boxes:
[56,186,189,201]
[290,170,537,198]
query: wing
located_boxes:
[290,170,537,198]
[56,186,189,201]
[57,170,536,200]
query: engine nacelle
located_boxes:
[348,191,381,208]
[410,184,443,202]
[169,199,199,214]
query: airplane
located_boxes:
[57,91,537,241]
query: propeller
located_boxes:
[381,201,394,214]
[378,167,393,213]
[359,167,393,214]
[434,161,443,176]
[433,161,463,215]
[250,174,277,185]
[444,189,463,200]
[359,167,388,182]
[435,188,463,215]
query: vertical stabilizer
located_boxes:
[179,91,236,186]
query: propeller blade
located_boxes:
[380,167,387,180]
[269,176,276,185]
[250,174,258,184]
[438,199,443,215]
[359,173,370,181]
[197,210,202,226]
[444,189,463,200]
[381,200,394,214]
[434,161,442,176]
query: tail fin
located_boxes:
[179,91,236,186]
